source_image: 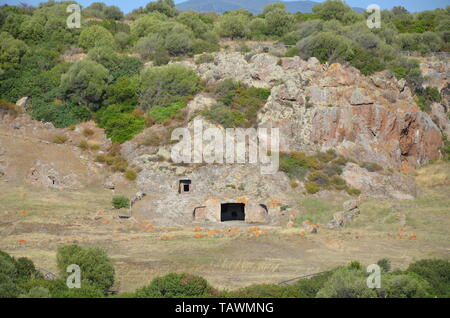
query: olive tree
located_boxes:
[139,64,201,109]
[60,59,111,110]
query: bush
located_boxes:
[78,140,88,150]
[312,0,360,25]
[297,31,354,64]
[125,169,137,181]
[135,273,215,298]
[264,7,295,37]
[218,12,250,39]
[202,80,270,128]
[78,25,115,50]
[0,250,42,298]
[52,134,67,144]
[377,258,391,273]
[305,181,320,194]
[226,283,306,298]
[346,187,361,196]
[407,259,450,297]
[87,46,142,80]
[103,76,139,106]
[148,101,187,123]
[112,195,130,209]
[377,272,432,298]
[316,267,377,298]
[97,103,145,144]
[139,64,201,110]
[294,271,334,297]
[56,245,115,293]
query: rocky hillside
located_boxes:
[175,52,446,170]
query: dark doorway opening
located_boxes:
[221,203,245,221]
[179,180,191,193]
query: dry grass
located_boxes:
[1,163,449,292]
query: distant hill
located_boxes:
[175,0,364,14]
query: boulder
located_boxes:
[16,97,29,109]
[341,163,417,200]
[430,102,450,136]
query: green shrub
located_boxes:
[125,169,137,181]
[135,273,215,298]
[294,271,334,298]
[279,152,320,180]
[78,140,89,150]
[305,181,320,194]
[377,258,392,273]
[78,25,115,50]
[202,80,270,128]
[377,272,432,298]
[97,103,145,144]
[148,101,187,123]
[191,39,220,55]
[60,59,111,111]
[112,195,130,209]
[312,0,360,25]
[316,267,377,298]
[139,64,201,109]
[346,187,361,196]
[56,245,115,293]
[226,283,306,298]
[218,12,250,39]
[407,259,450,297]
[0,250,42,298]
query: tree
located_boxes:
[130,12,166,37]
[164,25,194,56]
[176,11,209,37]
[87,46,142,80]
[60,59,111,111]
[78,25,115,50]
[263,2,286,15]
[135,273,215,298]
[145,0,178,17]
[84,2,123,20]
[0,32,29,76]
[312,0,360,24]
[56,245,115,293]
[139,64,201,109]
[264,7,295,37]
[297,31,354,63]
[218,12,250,39]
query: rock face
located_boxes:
[122,52,447,226]
[184,52,443,170]
[341,163,417,200]
[328,199,361,229]
[420,56,449,91]
[27,160,82,190]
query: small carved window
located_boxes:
[179,180,192,194]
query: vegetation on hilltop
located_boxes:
[0,0,448,143]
